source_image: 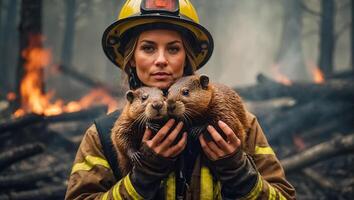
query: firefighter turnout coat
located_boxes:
[65,112,296,200]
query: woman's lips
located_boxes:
[151,72,171,80]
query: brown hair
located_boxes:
[121,31,198,89]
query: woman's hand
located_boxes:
[199,120,241,161]
[142,119,187,158]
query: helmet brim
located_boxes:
[102,14,214,70]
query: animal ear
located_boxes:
[199,74,209,89]
[126,90,135,103]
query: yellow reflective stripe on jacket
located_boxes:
[200,166,213,200]
[213,181,222,200]
[166,172,176,200]
[112,180,123,200]
[255,146,275,155]
[123,175,144,200]
[279,191,287,200]
[268,184,276,200]
[101,191,109,200]
[71,155,110,174]
[241,174,263,200]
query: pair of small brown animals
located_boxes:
[112,74,250,175]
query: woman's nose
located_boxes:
[154,50,168,67]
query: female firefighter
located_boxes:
[65,0,296,199]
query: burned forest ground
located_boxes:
[0,73,353,200]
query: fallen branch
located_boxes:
[0,113,42,134]
[0,105,107,134]
[5,185,66,200]
[0,195,9,200]
[302,168,336,191]
[0,143,45,171]
[301,113,354,140]
[281,133,354,173]
[0,164,69,188]
[235,73,354,102]
[262,100,353,142]
[59,64,124,97]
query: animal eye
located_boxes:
[141,94,149,101]
[182,89,189,96]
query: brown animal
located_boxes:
[111,87,168,175]
[166,74,249,145]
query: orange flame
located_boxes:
[271,64,292,85]
[6,92,16,101]
[311,67,325,84]
[14,34,118,117]
[306,61,325,84]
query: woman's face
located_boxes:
[131,29,186,89]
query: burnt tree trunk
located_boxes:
[0,0,18,93]
[275,0,308,81]
[319,0,335,77]
[352,0,353,72]
[15,0,43,109]
[60,0,76,67]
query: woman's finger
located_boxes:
[199,134,218,160]
[159,121,184,151]
[218,120,239,145]
[142,127,153,143]
[166,132,187,157]
[207,125,229,152]
[206,140,224,157]
[150,119,175,146]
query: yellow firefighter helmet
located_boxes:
[102,0,213,70]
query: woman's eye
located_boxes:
[141,45,155,53]
[168,46,180,54]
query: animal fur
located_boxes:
[111,87,167,175]
[166,74,249,146]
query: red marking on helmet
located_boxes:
[145,0,177,11]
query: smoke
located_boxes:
[39,0,354,94]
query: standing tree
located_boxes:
[351,0,354,73]
[61,0,77,67]
[0,0,2,28]
[15,0,42,108]
[0,0,18,93]
[275,0,308,81]
[318,0,335,77]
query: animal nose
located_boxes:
[167,99,176,112]
[168,104,176,112]
[152,102,163,111]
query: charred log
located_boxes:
[302,168,337,191]
[0,105,107,134]
[3,185,66,200]
[236,74,354,102]
[301,112,354,140]
[281,133,354,173]
[0,113,42,134]
[0,164,69,189]
[59,64,124,97]
[327,70,354,79]
[0,195,9,200]
[261,100,353,142]
[0,143,45,171]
